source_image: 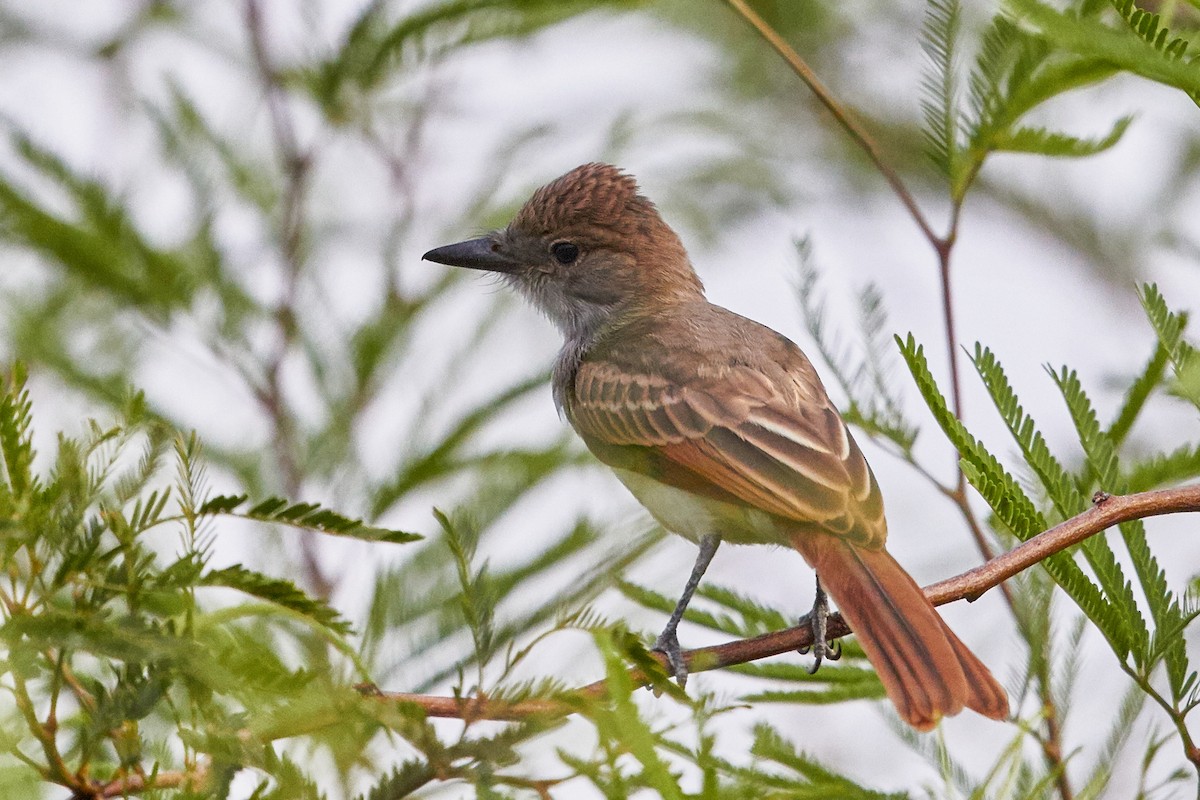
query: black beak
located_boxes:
[422,236,521,273]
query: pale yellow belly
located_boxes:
[610,467,787,545]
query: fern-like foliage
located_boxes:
[741,725,904,799]
[0,367,445,798]
[1140,282,1200,412]
[900,335,1130,655]
[1109,0,1200,106]
[966,15,1128,185]
[1112,0,1193,58]
[971,345,1080,520]
[1125,443,1200,491]
[920,0,963,180]
[199,494,420,543]
[796,240,918,456]
[0,362,35,500]
[0,131,204,316]
[908,292,1200,782]
[436,509,498,676]
[304,0,650,122]
[1107,337,1170,447]
[1049,367,1153,664]
[898,335,1047,540]
[1007,0,1200,105]
[996,115,1134,155]
[201,564,355,636]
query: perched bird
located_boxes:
[423,163,1008,730]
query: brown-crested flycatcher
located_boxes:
[424,163,1008,730]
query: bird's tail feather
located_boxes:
[790,533,1008,730]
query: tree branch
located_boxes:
[721,0,939,245]
[93,768,198,798]
[372,484,1200,720]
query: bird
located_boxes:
[423,162,1008,730]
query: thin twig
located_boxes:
[95,768,198,798]
[934,205,1007,600]
[372,484,1200,719]
[1124,665,1200,780]
[1041,702,1074,800]
[721,0,939,244]
[10,669,74,787]
[243,0,330,597]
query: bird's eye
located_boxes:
[550,241,579,265]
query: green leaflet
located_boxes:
[198,494,420,544]
[201,564,354,637]
[920,0,963,180]
[899,335,1128,656]
[1141,283,1200,412]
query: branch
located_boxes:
[372,484,1200,719]
[721,0,939,245]
[93,768,198,798]
[243,0,329,598]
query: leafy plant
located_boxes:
[2,0,1200,797]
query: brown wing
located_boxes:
[568,359,887,548]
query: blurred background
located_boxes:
[1,0,1198,796]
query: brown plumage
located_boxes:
[423,163,1008,730]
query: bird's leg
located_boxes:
[652,534,720,687]
[798,574,842,673]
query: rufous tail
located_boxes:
[790,533,1008,730]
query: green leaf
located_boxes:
[1007,0,1200,100]
[1140,283,1200,412]
[971,344,1081,520]
[355,759,435,800]
[0,130,200,315]
[619,579,783,641]
[0,363,35,501]
[203,494,420,544]
[1126,517,1191,699]
[1124,443,1200,492]
[4,609,237,692]
[899,335,1046,540]
[436,508,497,670]
[1049,366,1153,662]
[304,0,650,121]
[744,685,887,705]
[796,242,918,455]
[582,627,686,800]
[157,81,280,213]
[1074,686,1148,797]
[1109,0,1195,63]
[900,335,1122,650]
[962,11,1125,197]
[370,372,549,517]
[1107,337,1170,446]
[198,493,250,514]
[1043,353,1193,699]
[994,115,1133,157]
[201,565,354,636]
[748,724,904,799]
[920,0,963,181]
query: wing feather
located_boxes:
[568,360,886,546]
[736,419,849,492]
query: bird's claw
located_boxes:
[800,637,842,673]
[798,576,841,673]
[652,630,688,688]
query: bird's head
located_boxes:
[423,163,704,342]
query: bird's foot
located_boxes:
[797,576,842,674]
[652,629,689,688]
[798,636,842,674]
